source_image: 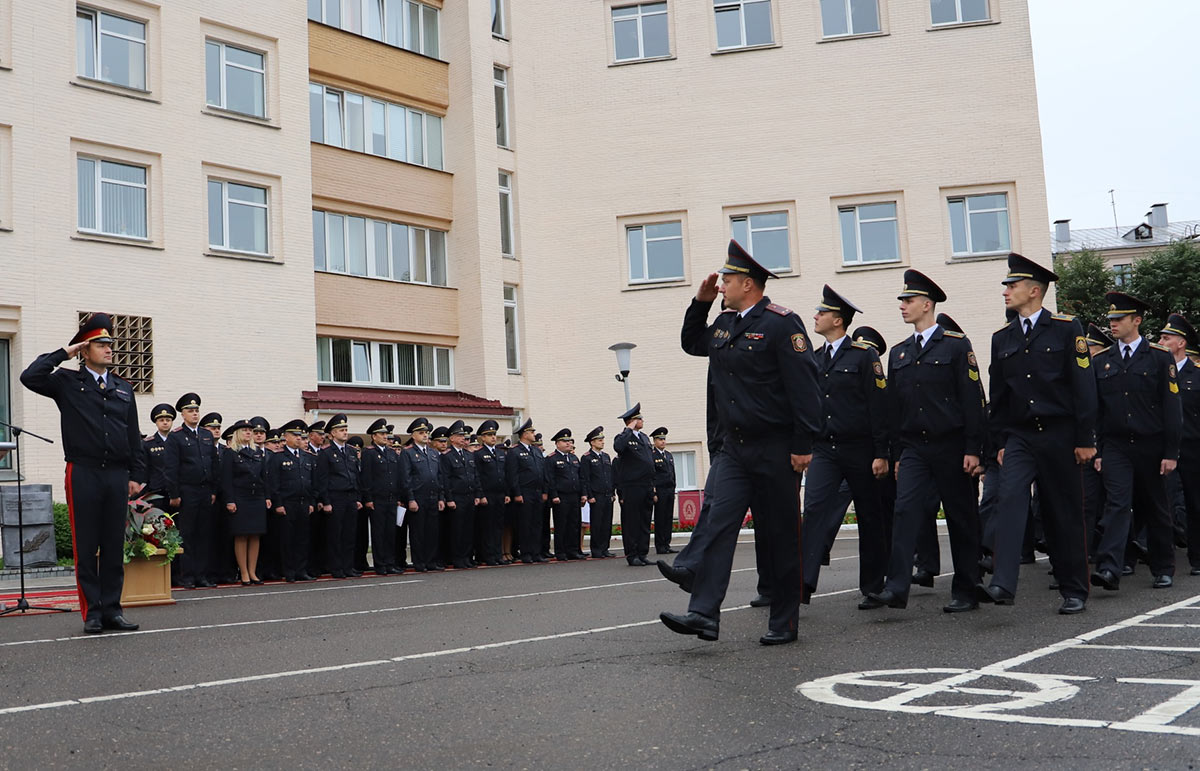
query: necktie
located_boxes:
[825,345,833,366]
[1023,319,1032,337]
[98,376,106,390]
[1123,345,1132,363]
[916,334,924,349]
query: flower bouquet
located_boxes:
[123,495,183,565]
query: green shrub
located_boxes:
[53,502,73,560]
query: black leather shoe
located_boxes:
[978,555,994,574]
[943,598,978,613]
[571,553,589,560]
[975,583,1015,605]
[656,547,677,554]
[101,615,139,631]
[1048,580,1059,591]
[656,560,695,592]
[759,630,797,646]
[861,590,905,609]
[749,594,772,608]
[912,569,935,588]
[858,594,886,610]
[659,611,719,641]
[1153,574,1173,589]
[1191,567,1200,576]
[530,557,547,564]
[1059,597,1086,615]
[601,551,618,558]
[521,556,534,564]
[1121,565,1135,577]
[83,618,103,634]
[1091,569,1119,591]
[196,579,217,588]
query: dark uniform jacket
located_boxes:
[505,442,545,496]
[652,447,677,489]
[680,296,820,455]
[814,337,889,459]
[580,449,613,499]
[143,433,169,493]
[360,443,401,502]
[222,446,267,502]
[267,447,314,504]
[164,424,218,498]
[440,447,480,499]
[1178,357,1200,448]
[1094,339,1183,460]
[546,450,582,500]
[314,442,361,505]
[400,443,444,504]
[473,444,508,499]
[988,312,1097,449]
[20,348,146,479]
[613,428,655,487]
[887,325,986,457]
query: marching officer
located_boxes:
[614,404,656,566]
[400,417,446,572]
[650,427,678,554]
[506,419,547,563]
[473,419,509,566]
[661,240,820,645]
[864,269,984,613]
[442,419,481,570]
[361,418,402,574]
[1092,292,1181,590]
[143,403,175,505]
[978,254,1097,614]
[20,313,145,633]
[580,426,617,558]
[546,428,587,561]
[165,392,219,589]
[1158,314,1200,576]
[268,419,316,581]
[314,414,363,579]
[801,286,889,603]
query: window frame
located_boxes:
[309,82,445,171]
[674,449,698,490]
[317,335,455,390]
[1112,263,1133,288]
[729,210,791,274]
[838,202,901,267]
[503,284,520,373]
[494,66,510,148]
[611,2,671,63]
[0,337,10,472]
[947,192,1010,258]
[76,6,148,91]
[713,0,774,50]
[819,0,881,39]
[205,39,267,119]
[499,171,515,258]
[77,155,149,240]
[626,220,685,285]
[208,178,270,256]
[930,0,990,26]
[309,0,442,59]
[492,0,506,38]
[313,209,450,286]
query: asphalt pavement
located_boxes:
[0,529,1198,770]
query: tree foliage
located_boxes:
[1128,239,1200,339]
[1052,249,1114,329]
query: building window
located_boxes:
[820,0,880,37]
[205,41,265,118]
[492,0,505,37]
[317,336,453,389]
[1112,263,1132,288]
[309,83,444,171]
[499,171,514,258]
[208,180,268,255]
[839,203,900,265]
[313,210,448,286]
[627,221,684,283]
[309,0,439,58]
[77,157,148,239]
[78,311,153,394]
[76,7,146,90]
[931,0,989,25]
[948,193,1009,256]
[714,0,773,49]
[731,212,790,273]
[503,285,520,372]
[494,67,510,148]
[0,338,10,471]
[674,450,697,489]
[612,2,670,62]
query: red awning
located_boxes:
[301,385,514,416]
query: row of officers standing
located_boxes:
[141,401,683,587]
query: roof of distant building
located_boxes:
[1051,219,1200,255]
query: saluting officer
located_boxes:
[1158,314,1200,576]
[662,240,820,645]
[977,254,1097,614]
[143,403,175,504]
[20,313,145,633]
[165,392,219,589]
[801,286,889,603]
[864,270,985,613]
[267,419,316,582]
[580,426,616,558]
[400,418,446,572]
[361,418,402,575]
[650,427,677,555]
[442,419,481,570]
[506,418,548,563]
[614,404,656,566]
[314,414,363,579]
[546,428,587,561]
[1092,292,1181,590]
[473,419,509,566]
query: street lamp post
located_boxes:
[609,342,636,412]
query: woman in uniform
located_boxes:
[222,419,268,585]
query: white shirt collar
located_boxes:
[825,335,847,356]
[1020,308,1043,328]
[914,324,939,347]
[1178,356,1189,370]
[1122,336,1143,356]
[157,431,169,440]
[85,366,106,384]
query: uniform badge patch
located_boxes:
[1170,382,1179,394]
[713,328,730,340]
[1075,336,1087,354]
[1077,356,1090,369]
[791,333,808,353]
[967,351,978,368]
[1170,364,1177,378]
[875,378,886,390]
[744,332,764,340]
[968,369,980,381]
[872,361,884,377]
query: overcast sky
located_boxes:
[1029,0,1200,230]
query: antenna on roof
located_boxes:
[1108,189,1119,237]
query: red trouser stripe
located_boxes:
[64,463,88,619]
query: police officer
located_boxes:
[662,240,820,645]
[506,419,547,563]
[314,414,363,579]
[614,404,656,566]
[580,426,616,558]
[1081,323,1116,553]
[864,269,984,613]
[532,432,554,560]
[400,418,446,572]
[20,313,145,633]
[650,427,678,554]
[1159,314,1200,575]
[361,418,402,574]
[801,286,889,603]
[268,419,316,581]
[442,419,480,570]
[143,403,175,505]
[200,412,236,583]
[221,419,268,585]
[473,419,509,566]
[546,428,587,561]
[1092,293,1181,590]
[307,420,327,455]
[976,254,1097,614]
[165,392,219,589]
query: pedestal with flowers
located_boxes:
[120,496,183,607]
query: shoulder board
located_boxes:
[944,330,965,339]
[1095,346,1112,355]
[143,435,154,442]
[995,321,1012,333]
[851,340,871,350]
[171,426,184,432]
[1149,342,1169,352]
[1051,313,1075,322]
[765,303,793,316]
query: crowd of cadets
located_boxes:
[141,402,679,587]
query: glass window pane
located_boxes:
[839,209,858,263]
[499,190,513,255]
[100,12,144,38]
[492,0,505,35]
[371,101,387,155]
[309,0,323,22]
[313,210,326,270]
[347,216,367,274]
[77,12,96,78]
[317,338,332,381]
[821,0,848,36]
[744,1,773,45]
[858,202,895,220]
[208,181,224,246]
[327,213,346,271]
[613,18,639,60]
[969,210,1009,253]
[225,46,262,69]
[503,285,515,302]
[412,228,428,282]
[387,104,406,160]
[627,227,644,281]
[752,228,789,271]
[612,5,639,18]
[343,0,362,32]
[386,0,404,45]
[373,220,389,277]
[226,66,265,117]
[407,1,421,50]
[435,348,451,386]
[948,200,967,253]
[77,158,96,230]
[228,182,266,204]
[345,93,364,152]
[100,178,147,238]
[422,5,439,57]
[408,111,424,164]
[325,0,342,27]
[324,91,343,145]
[504,305,518,370]
[731,217,748,247]
[641,13,670,57]
[397,344,416,385]
[643,2,667,12]
[930,0,958,24]
[379,343,395,383]
[205,42,222,106]
[99,33,145,89]
[961,0,989,22]
[228,200,267,253]
[100,160,145,184]
[352,342,370,382]
[715,7,742,48]
[426,115,443,169]
[429,230,447,286]
[331,338,352,382]
[859,219,899,262]
[494,81,508,146]
[417,345,434,386]
[646,237,683,280]
[366,0,383,39]
[968,193,1007,211]
[645,221,680,239]
[390,223,410,280]
[850,0,880,33]
[309,84,323,141]
[751,211,788,229]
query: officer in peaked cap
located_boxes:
[144,403,176,505]
[249,416,270,450]
[505,417,547,563]
[546,428,587,561]
[649,427,677,554]
[613,403,656,566]
[979,253,1096,613]
[662,239,820,645]
[313,413,363,578]
[266,419,317,581]
[1086,322,1115,351]
[400,417,446,571]
[580,425,616,558]
[851,326,888,357]
[1089,293,1181,591]
[935,313,963,335]
[898,268,947,303]
[165,391,220,587]
[20,311,145,633]
[442,419,481,569]
[1157,313,1199,572]
[360,418,402,574]
[200,412,222,438]
[473,419,509,565]
[307,420,326,455]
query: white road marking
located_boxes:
[1076,644,1200,653]
[175,579,425,602]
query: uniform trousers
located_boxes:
[619,484,654,563]
[175,484,213,586]
[990,424,1088,600]
[324,491,358,576]
[368,497,398,571]
[801,440,886,596]
[1097,439,1175,578]
[475,496,504,562]
[64,463,128,621]
[589,495,614,556]
[1081,462,1105,554]
[672,452,722,574]
[447,495,476,566]
[884,436,980,602]
[279,498,310,580]
[513,488,543,560]
[687,439,802,635]
[653,487,675,551]
[309,508,327,575]
[1181,448,1200,569]
[408,495,440,570]
[540,500,553,558]
[553,496,582,558]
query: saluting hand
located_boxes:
[63,341,89,358]
[696,272,720,303]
